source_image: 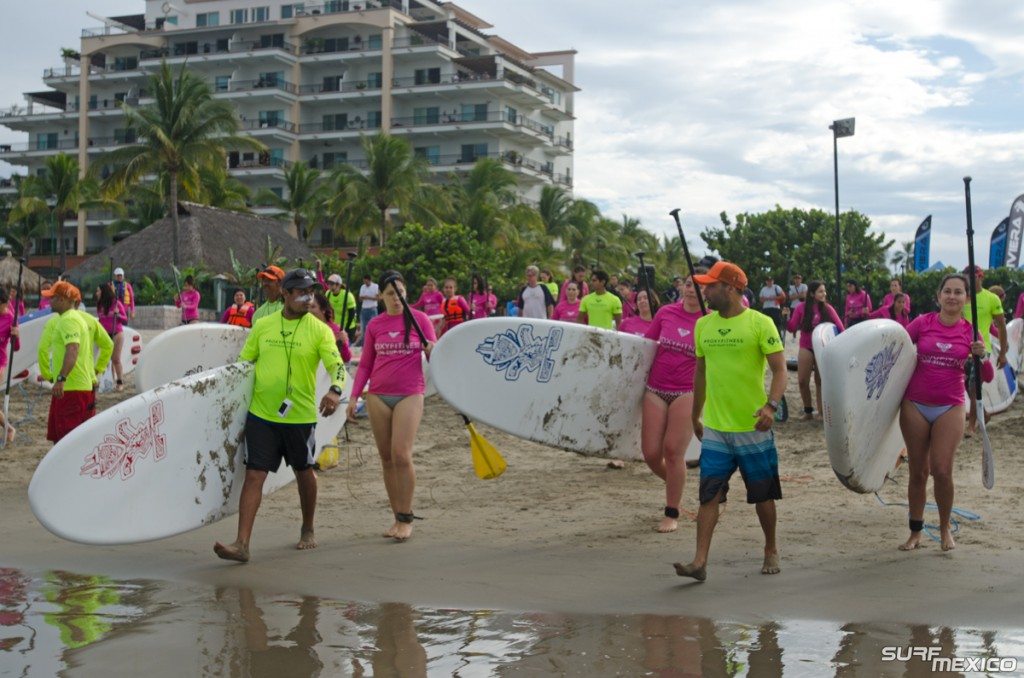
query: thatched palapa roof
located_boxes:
[0,252,45,290]
[68,202,316,281]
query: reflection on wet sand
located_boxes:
[2,565,1022,677]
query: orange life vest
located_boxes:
[226,302,254,328]
[443,296,466,325]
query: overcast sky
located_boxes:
[3,0,1023,269]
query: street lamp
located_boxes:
[829,117,855,310]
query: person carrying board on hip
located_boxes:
[673,261,787,582]
[214,268,345,564]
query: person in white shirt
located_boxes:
[783,274,807,341]
[517,265,555,318]
[356,274,380,347]
[758,276,786,337]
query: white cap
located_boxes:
[113,267,125,276]
[327,274,343,284]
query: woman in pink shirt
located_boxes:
[6,286,25,318]
[0,288,21,441]
[620,289,657,336]
[96,282,128,391]
[844,280,872,326]
[881,278,911,315]
[899,273,992,552]
[174,275,201,324]
[551,282,581,322]
[38,281,52,310]
[787,281,843,420]
[310,290,352,363]
[869,292,910,327]
[468,274,496,319]
[641,275,704,533]
[347,270,437,542]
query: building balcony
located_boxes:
[0,178,18,195]
[227,156,293,177]
[140,40,299,66]
[43,61,145,82]
[294,1,401,19]
[297,79,382,100]
[389,110,555,145]
[298,39,383,63]
[416,150,556,183]
[390,70,564,110]
[298,118,382,141]
[239,119,297,140]
[0,135,141,159]
[213,79,298,102]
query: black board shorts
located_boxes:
[244,413,316,473]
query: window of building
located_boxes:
[366,72,382,88]
[87,95,98,110]
[259,110,283,127]
[460,103,487,122]
[36,133,57,150]
[112,56,138,71]
[322,113,348,131]
[281,4,304,19]
[230,9,248,24]
[415,145,441,165]
[260,33,285,48]
[196,11,219,27]
[368,34,382,50]
[269,148,285,165]
[413,107,439,125]
[322,151,347,169]
[322,75,341,92]
[324,1,349,13]
[414,68,441,85]
[173,41,198,56]
[253,7,271,22]
[505,106,518,123]
[215,75,230,92]
[269,187,284,198]
[258,71,284,87]
[460,143,488,162]
[113,128,137,144]
[367,111,382,129]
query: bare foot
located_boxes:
[657,517,678,533]
[898,533,923,551]
[606,460,625,469]
[382,522,399,538]
[5,426,15,444]
[393,522,413,542]
[941,529,956,551]
[799,412,814,421]
[297,529,317,550]
[761,552,780,574]
[673,562,706,581]
[214,540,250,563]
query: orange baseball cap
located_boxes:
[693,261,748,290]
[41,280,82,301]
[257,265,285,282]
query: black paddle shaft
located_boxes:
[340,253,356,332]
[669,209,707,314]
[964,176,984,400]
[634,251,652,308]
[4,259,25,398]
[387,277,430,347]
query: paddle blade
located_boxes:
[976,399,994,489]
[467,422,506,479]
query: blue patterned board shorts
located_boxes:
[698,427,782,505]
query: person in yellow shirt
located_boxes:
[214,269,344,564]
[578,270,623,330]
[39,282,113,443]
[672,262,787,582]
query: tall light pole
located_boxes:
[829,117,855,310]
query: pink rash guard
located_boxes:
[411,290,444,316]
[619,315,651,337]
[904,312,993,406]
[644,304,703,392]
[350,310,436,398]
[787,301,844,350]
[551,300,580,323]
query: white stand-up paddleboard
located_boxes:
[817,320,916,493]
[97,327,143,393]
[810,322,840,367]
[430,318,701,462]
[10,313,53,377]
[1003,318,1023,374]
[982,332,1018,414]
[135,324,249,392]
[28,362,350,545]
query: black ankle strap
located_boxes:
[395,512,421,524]
[664,506,680,519]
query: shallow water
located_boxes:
[1,565,1021,677]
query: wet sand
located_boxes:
[2,335,1023,629]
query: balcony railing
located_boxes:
[298,80,382,95]
[240,119,297,133]
[0,136,140,154]
[295,1,400,19]
[300,37,382,55]
[555,172,573,187]
[142,40,299,61]
[299,119,381,133]
[229,157,293,171]
[68,96,145,113]
[215,79,298,95]
[391,34,449,50]
[389,110,554,139]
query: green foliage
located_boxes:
[133,275,178,305]
[703,206,894,295]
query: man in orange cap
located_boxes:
[252,265,286,324]
[673,261,788,581]
[39,282,113,442]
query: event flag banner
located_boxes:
[1008,194,1024,269]
[990,217,1009,269]
[913,215,932,272]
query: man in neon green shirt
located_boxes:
[577,270,622,330]
[673,261,787,582]
[39,282,113,443]
[251,265,285,323]
[961,265,1007,366]
[215,268,345,564]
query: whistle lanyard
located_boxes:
[280,313,307,396]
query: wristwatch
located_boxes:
[328,385,343,396]
[56,374,67,383]
[766,399,779,411]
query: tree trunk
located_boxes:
[379,206,388,247]
[170,172,180,266]
[57,211,66,273]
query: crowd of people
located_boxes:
[6,255,1012,577]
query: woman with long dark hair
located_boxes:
[347,271,436,542]
[309,289,352,363]
[787,281,843,419]
[844,280,872,326]
[869,292,910,327]
[96,282,128,391]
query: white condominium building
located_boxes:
[0,0,577,254]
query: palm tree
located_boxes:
[9,153,112,270]
[446,158,526,246]
[255,161,325,241]
[537,185,576,246]
[101,61,265,265]
[329,132,429,245]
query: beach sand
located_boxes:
[1,338,1022,630]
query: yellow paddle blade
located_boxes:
[315,445,340,471]
[467,422,506,480]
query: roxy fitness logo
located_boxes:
[865,341,903,400]
[80,402,167,480]
[881,646,1017,673]
[476,324,563,382]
